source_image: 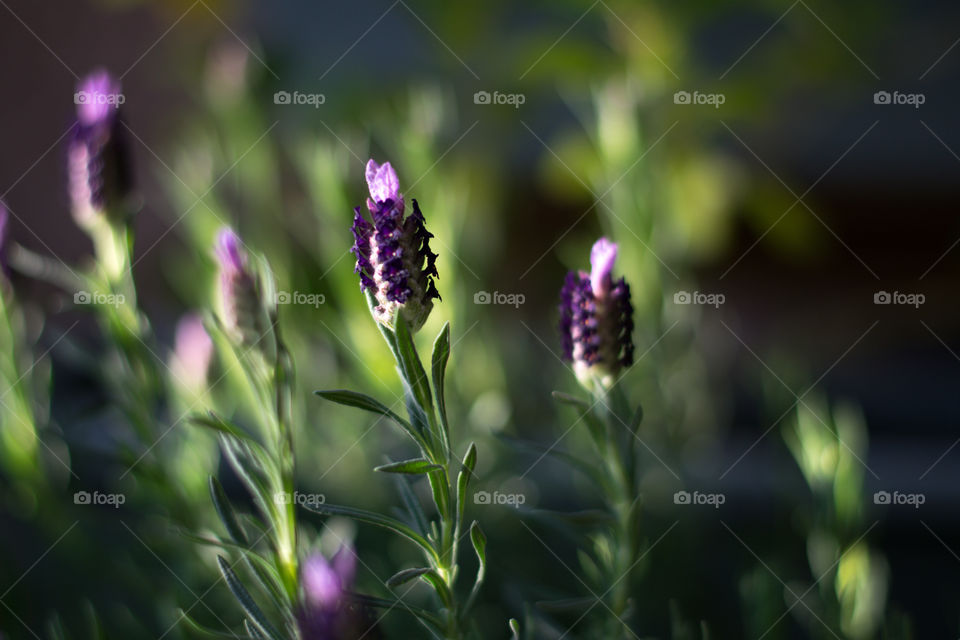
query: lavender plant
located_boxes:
[313,159,497,639]
[552,237,645,638]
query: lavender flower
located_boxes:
[68,70,131,227]
[297,545,359,639]
[171,313,213,390]
[214,228,269,351]
[559,237,634,388]
[351,159,439,331]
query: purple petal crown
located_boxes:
[351,159,439,331]
[68,70,132,227]
[559,238,634,385]
[214,228,271,352]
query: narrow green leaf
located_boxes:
[209,476,248,545]
[431,322,451,455]
[245,620,267,640]
[464,521,487,614]
[375,458,443,474]
[345,593,445,630]
[216,557,283,640]
[394,475,430,536]
[315,389,428,450]
[314,390,411,429]
[302,502,439,564]
[386,567,432,587]
[456,443,478,523]
[551,390,590,409]
[395,316,433,414]
[510,618,521,639]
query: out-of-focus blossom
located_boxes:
[171,313,213,391]
[214,228,268,350]
[297,544,359,639]
[351,159,439,331]
[0,202,8,268]
[68,70,131,227]
[560,237,634,389]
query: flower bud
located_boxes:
[560,238,634,389]
[214,228,270,351]
[68,70,132,228]
[351,159,439,331]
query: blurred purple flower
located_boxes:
[214,228,264,348]
[351,159,439,331]
[560,238,634,386]
[297,545,359,639]
[172,313,213,389]
[68,69,131,227]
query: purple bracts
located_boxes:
[351,159,439,331]
[560,238,634,385]
[68,70,131,226]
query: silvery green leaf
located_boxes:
[510,618,521,639]
[394,316,433,414]
[216,556,284,640]
[464,521,487,613]
[375,458,443,474]
[315,389,429,451]
[431,322,451,456]
[394,475,430,536]
[386,566,433,587]
[457,443,478,523]
[209,476,248,545]
[346,593,445,631]
[302,502,439,564]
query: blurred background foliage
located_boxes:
[0,0,958,637]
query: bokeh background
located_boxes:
[0,0,958,637]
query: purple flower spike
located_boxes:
[68,69,131,227]
[560,238,634,388]
[214,228,266,349]
[352,158,439,331]
[297,545,360,639]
